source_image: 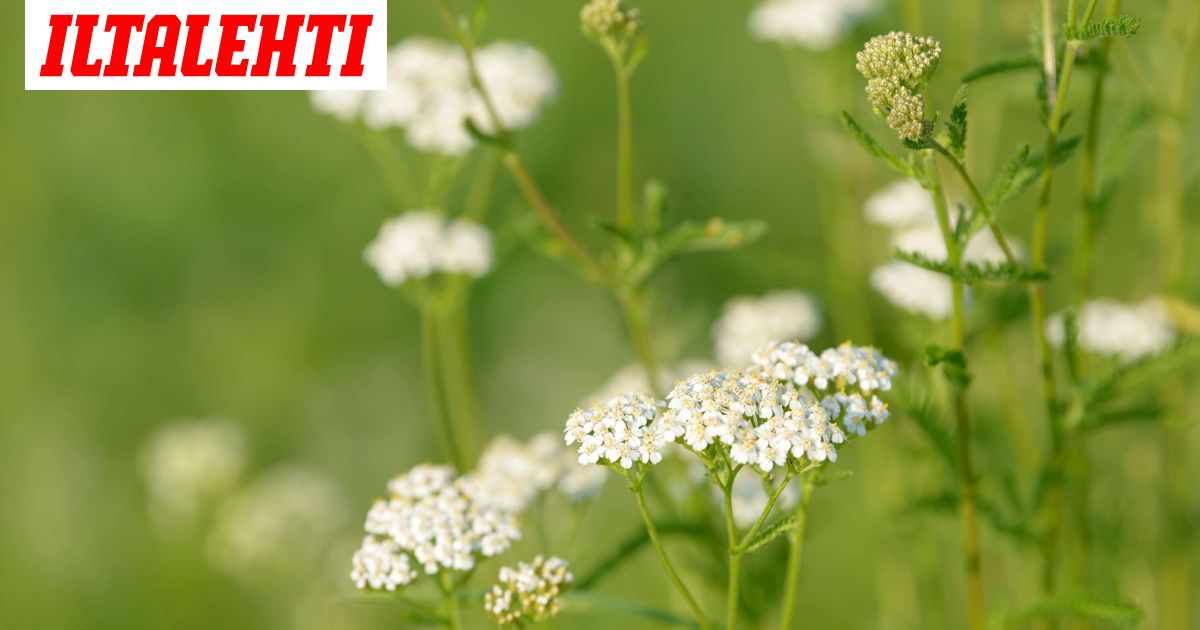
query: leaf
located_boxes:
[657,218,766,259]
[903,489,1037,546]
[1065,15,1142,41]
[1077,403,1164,433]
[1085,338,1200,406]
[1007,594,1142,628]
[986,138,1081,209]
[924,344,972,388]
[894,390,959,473]
[739,514,802,554]
[813,469,854,486]
[948,85,969,160]
[962,55,1040,83]
[840,111,914,177]
[894,250,1049,285]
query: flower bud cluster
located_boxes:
[856,32,941,142]
[581,0,641,40]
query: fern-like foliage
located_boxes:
[1085,338,1200,407]
[894,388,959,473]
[840,111,916,177]
[1065,15,1142,41]
[962,54,1040,83]
[739,514,802,554]
[894,249,1050,285]
[947,85,969,160]
[986,137,1081,209]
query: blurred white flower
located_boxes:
[749,0,879,50]
[1046,299,1176,362]
[207,467,346,582]
[312,38,556,156]
[870,261,953,319]
[364,210,493,286]
[864,179,935,228]
[485,555,573,626]
[556,451,608,501]
[713,291,822,366]
[466,434,561,513]
[580,360,714,407]
[141,419,247,532]
[351,464,520,589]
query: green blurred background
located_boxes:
[2,0,1198,628]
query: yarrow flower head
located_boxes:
[311,38,556,155]
[713,291,823,366]
[350,464,520,591]
[856,32,941,142]
[1046,298,1176,362]
[141,418,247,532]
[364,210,492,287]
[564,391,671,469]
[748,0,879,51]
[581,0,641,40]
[484,555,573,626]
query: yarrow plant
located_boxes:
[856,32,941,142]
[564,339,896,630]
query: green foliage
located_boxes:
[1085,339,1200,407]
[962,54,1040,83]
[924,344,972,387]
[1065,15,1142,41]
[656,218,767,260]
[948,85,969,160]
[840,111,916,177]
[894,250,1050,285]
[895,388,959,473]
[643,179,669,236]
[987,138,1081,209]
[1006,594,1142,627]
[1077,403,1164,434]
[739,514,803,554]
[813,469,854,486]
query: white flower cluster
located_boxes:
[350,464,520,591]
[485,555,573,626]
[856,32,941,141]
[466,433,607,511]
[364,210,493,287]
[867,190,1019,319]
[311,38,557,155]
[207,467,345,582]
[565,391,672,469]
[141,419,247,531]
[713,291,823,366]
[565,342,896,475]
[749,0,879,50]
[1046,299,1176,362]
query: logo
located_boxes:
[25,0,387,90]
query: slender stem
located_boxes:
[927,154,986,630]
[927,140,1019,266]
[432,0,607,281]
[722,479,741,630]
[607,45,635,232]
[439,572,462,630]
[463,148,501,221]
[421,301,463,469]
[1042,0,1058,114]
[436,295,482,464]
[779,474,815,630]
[630,482,711,630]
[358,128,418,208]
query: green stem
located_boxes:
[421,301,464,470]
[927,153,986,630]
[722,479,741,630]
[462,148,501,221]
[630,481,711,630]
[607,45,635,232]
[779,474,815,630]
[439,572,462,630]
[358,128,418,209]
[436,293,482,464]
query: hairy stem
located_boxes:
[926,154,986,630]
[779,474,816,630]
[631,483,711,630]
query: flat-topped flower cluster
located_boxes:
[564,341,897,476]
[350,464,520,591]
[364,210,493,287]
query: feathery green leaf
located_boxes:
[1066,15,1142,41]
[840,111,914,176]
[739,515,802,554]
[1085,339,1200,406]
[1007,594,1142,627]
[895,250,1049,285]
[948,85,969,160]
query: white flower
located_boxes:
[485,555,573,626]
[140,418,247,532]
[556,452,608,501]
[350,536,418,591]
[311,38,556,156]
[713,291,823,366]
[564,391,669,469]
[870,261,953,319]
[749,0,879,50]
[207,467,345,582]
[750,340,897,394]
[364,210,493,287]
[350,464,520,590]
[1046,299,1176,362]
[864,179,935,228]
[466,434,562,513]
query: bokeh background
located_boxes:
[2,0,1198,628]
